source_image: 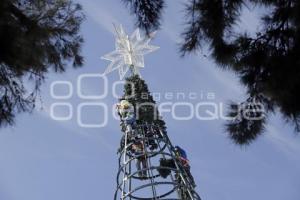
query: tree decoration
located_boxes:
[102,25,159,80]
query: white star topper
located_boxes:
[101,25,159,80]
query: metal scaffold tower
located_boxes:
[114,124,201,200]
[101,24,202,200]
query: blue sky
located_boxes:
[0,0,300,200]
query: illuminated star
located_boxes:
[101,25,159,80]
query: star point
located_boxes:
[101,25,159,80]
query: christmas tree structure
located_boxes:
[102,25,201,200]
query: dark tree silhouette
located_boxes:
[123,0,300,144]
[121,0,164,34]
[0,0,84,127]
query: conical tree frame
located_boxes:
[114,75,201,200]
[114,124,201,200]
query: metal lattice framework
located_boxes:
[114,124,201,200]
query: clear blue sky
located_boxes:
[0,0,299,200]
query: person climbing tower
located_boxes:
[174,146,196,188]
[132,139,148,179]
[116,100,136,135]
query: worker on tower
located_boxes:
[174,146,196,188]
[132,139,148,179]
[116,100,136,135]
